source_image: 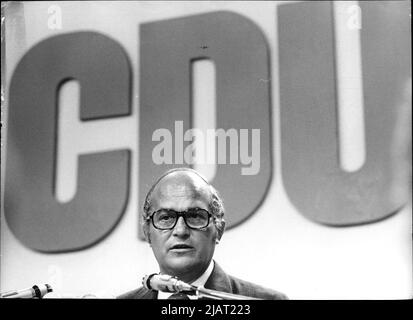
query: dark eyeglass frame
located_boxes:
[147,208,212,230]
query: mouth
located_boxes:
[169,244,194,252]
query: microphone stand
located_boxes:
[194,285,262,300]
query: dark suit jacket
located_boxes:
[117,261,287,300]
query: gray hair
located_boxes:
[142,168,225,241]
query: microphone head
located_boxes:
[142,273,194,293]
[33,284,53,298]
[142,274,155,290]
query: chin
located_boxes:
[166,256,201,274]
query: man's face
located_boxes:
[147,172,219,283]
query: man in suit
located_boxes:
[118,168,287,300]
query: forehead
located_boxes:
[150,172,211,210]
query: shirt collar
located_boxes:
[157,260,215,300]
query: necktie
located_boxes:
[167,292,191,300]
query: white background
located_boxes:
[1,1,411,299]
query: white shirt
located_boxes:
[157,260,214,300]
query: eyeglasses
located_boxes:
[148,208,211,230]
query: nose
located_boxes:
[172,216,190,238]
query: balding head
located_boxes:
[152,170,211,209]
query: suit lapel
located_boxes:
[136,287,158,299]
[204,261,233,294]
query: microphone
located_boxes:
[142,274,195,293]
[142,273,262,300]
[1,284,53,299]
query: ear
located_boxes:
[143,223,151,244]
[216,220,225,241]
